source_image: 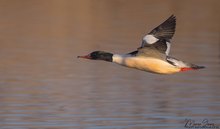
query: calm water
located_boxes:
[0,0,220,129]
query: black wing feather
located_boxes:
[149,15,176,41]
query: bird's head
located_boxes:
[78,51,113,62]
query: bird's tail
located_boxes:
[167,56,205,72]
[191,65,205,70]
[180,64,205,72]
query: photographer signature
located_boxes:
[185,119,219,128]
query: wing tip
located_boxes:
[169,14,176,20]
[165,14,176,26]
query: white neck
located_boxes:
[112,54,129,64]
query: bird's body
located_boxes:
[112,54,180,74]
[78,15,205,74]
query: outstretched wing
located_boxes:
[141,15,176,55]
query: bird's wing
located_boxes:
[141,15,176,55]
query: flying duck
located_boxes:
[78,15,205,74]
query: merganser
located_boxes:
[78,15,205,74]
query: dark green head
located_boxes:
[78,51,113,62]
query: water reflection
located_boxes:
[0,0,219,129]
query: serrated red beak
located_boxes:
[77,54,92,59]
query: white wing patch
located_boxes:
[165,41,171,55]
[143,35,159,44]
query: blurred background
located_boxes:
[0,0,219,129]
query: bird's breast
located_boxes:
[113,54,180,74]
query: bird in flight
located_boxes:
[78,15,205,74]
